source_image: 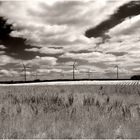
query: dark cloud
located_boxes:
[69,50,92,54]
[0,17,42,60]
[34,52,62,59]
[90,62,109,69]
[57,57,87,65]
[85,1,140,38]
[0,17,11,40]
[49,46,63,49]
[106,52,128,56]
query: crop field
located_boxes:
[0,80,140,139]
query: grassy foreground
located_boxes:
[0,81,140,139]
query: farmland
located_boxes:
[0,81,140,139]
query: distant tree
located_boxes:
[34,79,40,82]
[131,75,140,80]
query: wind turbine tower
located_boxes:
[21,62,31,82]
[72,60,77,80]
[115,65,119,79]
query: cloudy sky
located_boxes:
[0,0,140,80]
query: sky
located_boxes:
[0,0,140,80]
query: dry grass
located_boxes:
[0,82,140,138]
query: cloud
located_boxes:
[25,56,57,66]
[0,0,140,78]
[0,69,19,77]
[37,69,51,74]
[0,0,131,53]
[0,69,11,77]
[85,0,140,38]
[0,55,18,66]
[25,47,64,55]
[106,52,128,56]
[0,17,39,60]
[0,45,6,54]
[0,51,5,54]
[60,51,117,64]
[0,45,6,49]
[108,14,140,36]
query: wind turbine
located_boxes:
[21,61,31,82]
[67,60,78,80]
[114,65,119,79]
[72,60,78,80]
[31,70,38,80]
[87,69,92,79]
[79,68,93,79]
[60,70,65,79]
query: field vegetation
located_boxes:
[0,81,140,138]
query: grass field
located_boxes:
[0,81,140,139]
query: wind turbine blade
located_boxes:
[21,61,25,67]
[73,60,77,66]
